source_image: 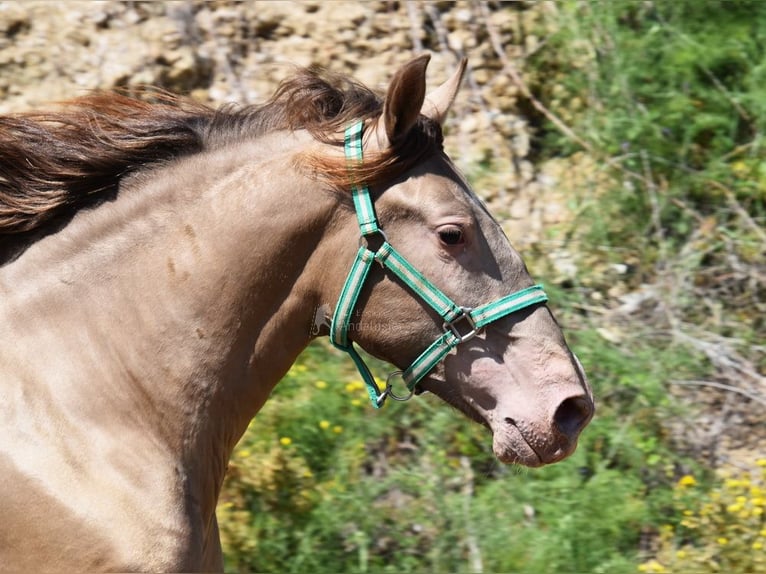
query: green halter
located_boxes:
[330,121,548,408]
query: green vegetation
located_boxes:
[219,2,765,572]
[219,340,673,574]
[643,462,766,573]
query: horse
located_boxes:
[0,55,593,572]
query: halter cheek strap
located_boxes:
[330,121,548,408]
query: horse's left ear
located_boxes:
[379,55,468,147]
[381,54,430,146]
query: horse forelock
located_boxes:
[0,67,443,241]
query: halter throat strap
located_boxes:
[330,121,548,408]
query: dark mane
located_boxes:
[0,67,442,238]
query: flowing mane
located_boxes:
[0,67,442,238]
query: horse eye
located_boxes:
[438,226,464,246]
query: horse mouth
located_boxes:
[492,417,577,467]
[492,422,545,467]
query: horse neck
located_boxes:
[1,131,352,520]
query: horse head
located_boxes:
[326,55,594,467]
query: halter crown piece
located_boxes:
[330,121,549,408]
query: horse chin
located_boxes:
[491,424,546,467]
[493,445,542,467]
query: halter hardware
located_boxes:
[330,121,548,408]
[443,307,478,344]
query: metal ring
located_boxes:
[358,229,388,252]
[384,370,415,402]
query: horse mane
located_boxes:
[0,67,442,237]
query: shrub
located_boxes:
[639,459,766,573]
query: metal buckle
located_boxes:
[378,370,414,405]
[443,307,478,343]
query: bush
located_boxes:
[640,459,766,573]
[218,335,706,573]
[532,0,766,276]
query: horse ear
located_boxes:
[421,58,467,125]
[381,54,430,146]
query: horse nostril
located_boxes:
[554,396,593,437]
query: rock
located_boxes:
[0,0,570,245]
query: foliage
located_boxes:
[532,0,765,281]
[639,459,766,573]
[218,336,705,573]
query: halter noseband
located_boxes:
[330,121,548,408]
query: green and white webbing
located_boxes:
[330,121,549,408]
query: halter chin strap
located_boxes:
[330,121,548,408]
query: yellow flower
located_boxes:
[731,160,748,176]
[319,420,330,430]
[345,380,364,393]
[351,399,362,407]
[753,542,764,551]
[717,537,728,546]
[726,503,743,514]
[314,380,328,389]
[638,559,667,573]
[725,478,741,489]
[236,449,251,458]
[279,436,292,446]
[755,458,766,467]
[332,425,343,434]
[677,475,697,488]
[676,550,687,559]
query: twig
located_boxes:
[672,327,766,389]
[477,1,591,150]
[476,0,656,191]
[405,0,423,53]
[641,148,666,249]
[708,180,766,244]
[423,3,452,55]
[669,379,766,408]
[460,457,484,574]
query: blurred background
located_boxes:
[2,1,763,572]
